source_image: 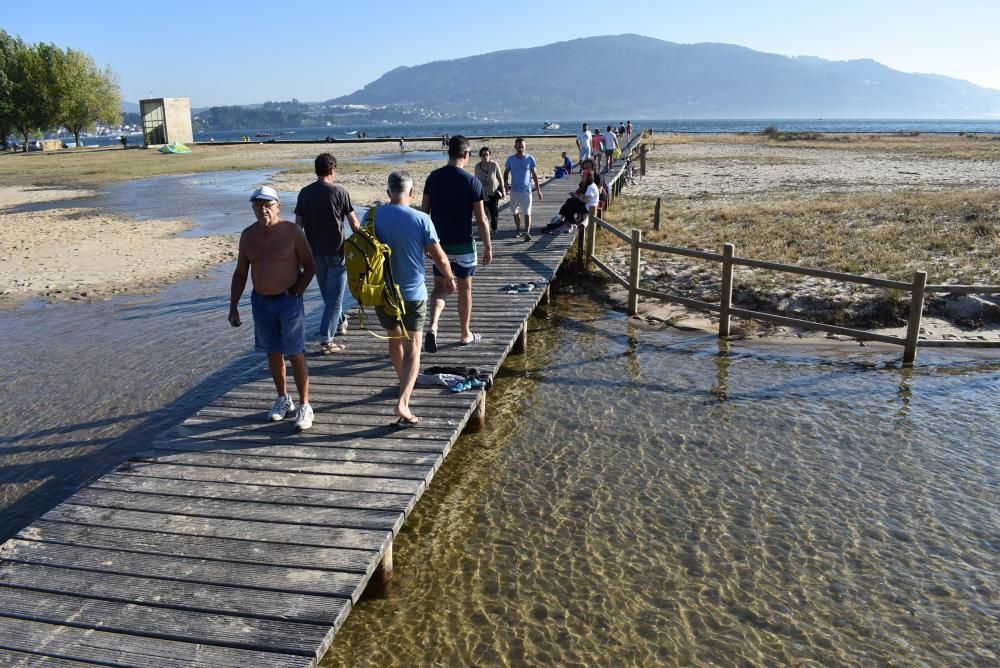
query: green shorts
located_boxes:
[375,300,427,334]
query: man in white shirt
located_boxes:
[576,122,592,171]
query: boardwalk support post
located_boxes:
[903,270,927,366]
[464,392,487,433]
[364,541,394,598]
[512,323,528,355]
[639,143,647,176]
[540,284,551,305]
[576,224,586,269]
[719,243,735,338]
[628,229,642,316]
[653,197,661,232]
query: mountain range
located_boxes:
[330,34,1000,120]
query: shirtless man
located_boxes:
[229,186,317,431]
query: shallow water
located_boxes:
[320,297,999,667]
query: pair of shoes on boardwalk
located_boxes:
[320,341,346,354]
[424,330,483,353]
[268,395,313,430]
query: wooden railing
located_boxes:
[576,142,1000,364]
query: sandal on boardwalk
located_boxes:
[460,333,483,346]
[321,341,346,354]
[395,415,420,427]
[424,330,438,353]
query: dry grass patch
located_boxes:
[604,190,1000,286]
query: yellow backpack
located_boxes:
[343,206,409,339]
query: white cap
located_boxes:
[249,185,279,203]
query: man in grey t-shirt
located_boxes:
[295,153,361,354]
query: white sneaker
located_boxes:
[294,404,314,431]
[269,395,294,421]
[337,317,349,336]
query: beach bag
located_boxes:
[343,207,409,339]
[612,147,622,159]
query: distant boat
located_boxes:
[543,122,560,129]
[255,132,272,138]
[344,130,357,135]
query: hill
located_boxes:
[332,34,1000,119]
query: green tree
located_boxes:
[0,31,26,149]
[56,48,122,148]
[6,40,62,150]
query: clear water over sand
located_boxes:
[322,297,999,667]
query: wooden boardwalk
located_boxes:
[0,173,586,666]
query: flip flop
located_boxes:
[321,342,347,354]
[395,415,420,427]
[460,333,483,346]
[424,330,438,353]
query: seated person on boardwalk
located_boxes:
[371,171,455,426]
[580,173,601,223]
[228,186,317,431]
[542,187,589,233]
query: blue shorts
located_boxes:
[251,291,305,355]
[433,260,476,279]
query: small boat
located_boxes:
[255,132,272,138]
[543,122,560,129]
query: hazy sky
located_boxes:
[5,0,1000,107]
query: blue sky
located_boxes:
[5,0,1000,107]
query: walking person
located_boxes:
[626,120,633,143]
[475,146,505,235]
[604,125,619,172]
[503,137,543,241]
[295,153,362,354]
[370,171,455,425]
[421,135,493,351]
[228,186,317,431]
[576,122,592,170]
[590,129,603,172]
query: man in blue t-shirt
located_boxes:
[503,137,543,242]
[369,171,454,425]
[421,135,493,352]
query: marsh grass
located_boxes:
[602,190,1000,286]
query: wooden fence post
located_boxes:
[719,243,735,338]
[639,143,647,176]
[653,197,661,232]
[576,223,585,269]
[628,229,642,315]
[903,270,927,366]
[585,216,597,269]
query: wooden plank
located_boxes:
[0,587,332,658]
[90,473,416,513]
[114,461,425,495]
[132,451,438,483]
[66,488,405,534]
[155,432,450,454]
[19,521,375,573]
[0,560,350,625]
[40,504,390,550]
[1,539,367,600]
[148,435,444,466]
[0,616,311,668]
[0,649,99,667]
